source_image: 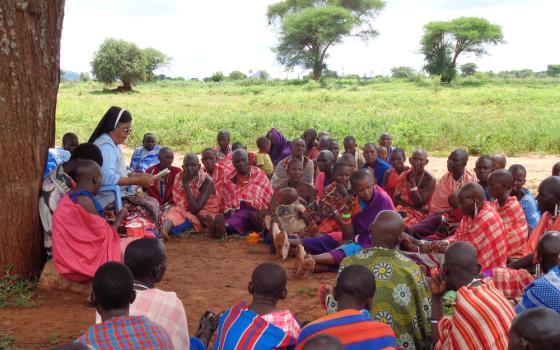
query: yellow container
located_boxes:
[246,232,260,245]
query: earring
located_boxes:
[555,204,559,217]
[474,202,478,217]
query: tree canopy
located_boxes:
[91,38,170,90]
[420,17,503,83]
[547,64,560,77]
[268,0,385,80]
[143,48,171,81]
[460,62,477,76]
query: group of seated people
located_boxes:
[43,105,560,349]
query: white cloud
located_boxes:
[60,0,560,78]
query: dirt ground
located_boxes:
[1,153,558,349]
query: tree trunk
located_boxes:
[0,0,66,277]
[116,80,132,92]
[312,61,323,81]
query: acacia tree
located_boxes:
[268,0,385,80]
[91,38,145,91]
[143,47,171,81]
[460,62,477,76]
[0,0,65,277]
[421,17,503,83]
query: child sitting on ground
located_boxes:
[271,188,309,258]
[52,160,127,282]
[44,132,79,178]
[213,263,300,350]
[256,136,274,176]
[145,147,181,208]
[130,133,161,172]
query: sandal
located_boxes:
[195,310,219,348]
[272,224,289,261]
[317,284,333,310]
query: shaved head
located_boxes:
[451,149,468,162]
[537,176,560,214]
[317,150,334,162]
[303,334,345,350]
[72,159,102,184]
[457,182,486,217]
[445,241,479,269]
[350,168,373,186]
[537,231,560,273]
[444,242,481,290]
[458,182,485,202]
[369,210,404,248]
[509,308,560,350]
[339,153,357,169]
[412,149,427,159]
[488,169,513,188]
[183,153,199,164]
[492,154,507,170]
[553,162,560,176]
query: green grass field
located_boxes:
[56,77,560,156]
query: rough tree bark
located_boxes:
[0,0,65,277]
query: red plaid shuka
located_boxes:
[214,146,235,173]
[222,166,273,211]
[145,165,182,205]
[307,147,320,160]
[394,169,431,226]
[449,202,508,270]
[204,162,228,190]
[489,267,534,300]
[493,196,528,258]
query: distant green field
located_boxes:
[55,77,560,156]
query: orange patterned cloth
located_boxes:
[526,212,560,255]
[430,170,477,213]
[434,280,515,350]
[493,196,528,258]
[316,182,361,233]
[394,169,431,226]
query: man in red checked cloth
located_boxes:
[214,149,273,238]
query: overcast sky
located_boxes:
[60,0,560,79]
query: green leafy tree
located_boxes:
[268,0,385,80]
[143,48,171,81]
[228,70,247,80]
[91,38,145,91]
[460,63,477,76]
[391,66,416,78]
[421,17,503,83]
[547,64,560,77]
[79,72,90,82]
[254,70,270,80]
[209,71,225,82]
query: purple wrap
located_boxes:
[266,128,291,166]
[352,185,396,248]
